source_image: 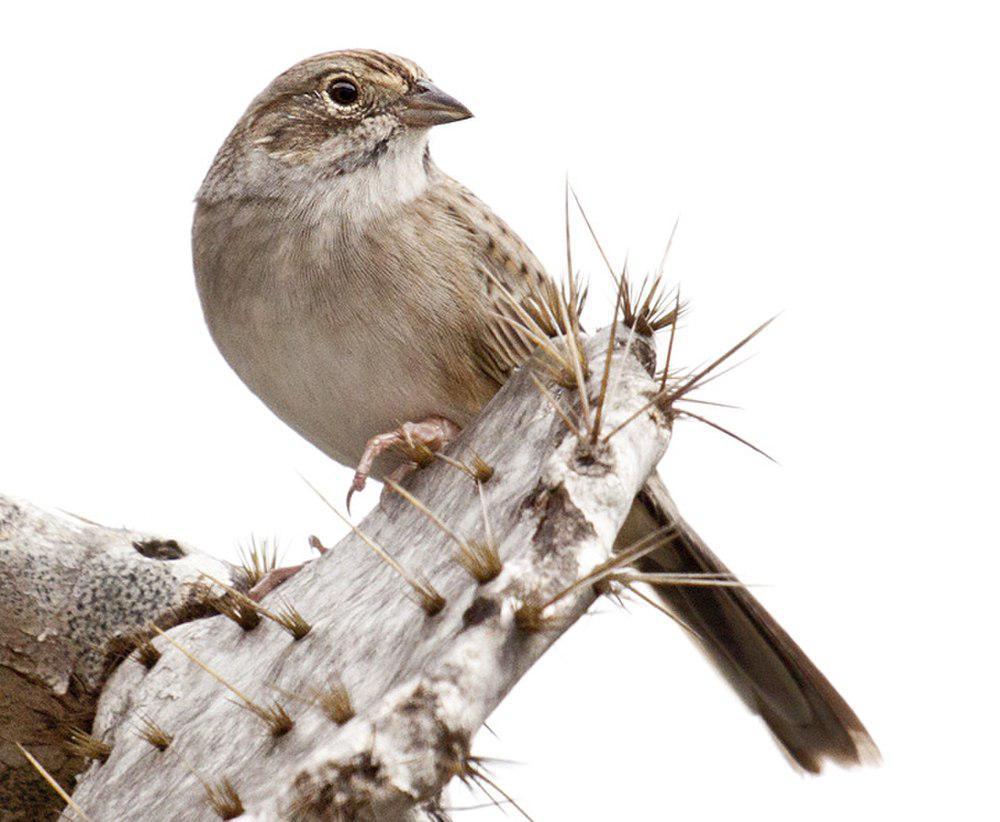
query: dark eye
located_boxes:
[326,79,359,106]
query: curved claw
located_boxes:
[346,470,369,514]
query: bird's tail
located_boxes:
[616,473,878,772]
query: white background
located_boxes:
[2,2,998,819]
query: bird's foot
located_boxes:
[348,416,461,510]
[246,536,329,601]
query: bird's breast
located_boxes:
[193,201,484,469]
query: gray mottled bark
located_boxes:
[0,496,244,820]
[2,327,670,821]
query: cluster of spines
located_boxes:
[135,715,173,752]
[237,536,280,589]
[502,188,776,464]
[65,727,112,764]
[200,572,312,640]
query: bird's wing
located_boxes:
[424,175,579,386]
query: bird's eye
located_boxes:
[326,79,359,106]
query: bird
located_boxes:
[192,49,876,773]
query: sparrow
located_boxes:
[192,49,876,772]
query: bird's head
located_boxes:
[198,49,472,205]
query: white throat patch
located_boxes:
[308,129,431,225]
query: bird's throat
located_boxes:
[307,129,432,227]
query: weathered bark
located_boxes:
[1,327,670,820]
[0,496,245,820]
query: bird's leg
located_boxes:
[246,536,329,601]
[348,415,461,509]
[247,564,305,601]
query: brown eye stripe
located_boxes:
[341,50,418,85]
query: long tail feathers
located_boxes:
[616,473,879,773]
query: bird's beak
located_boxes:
[400,80,473,127]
